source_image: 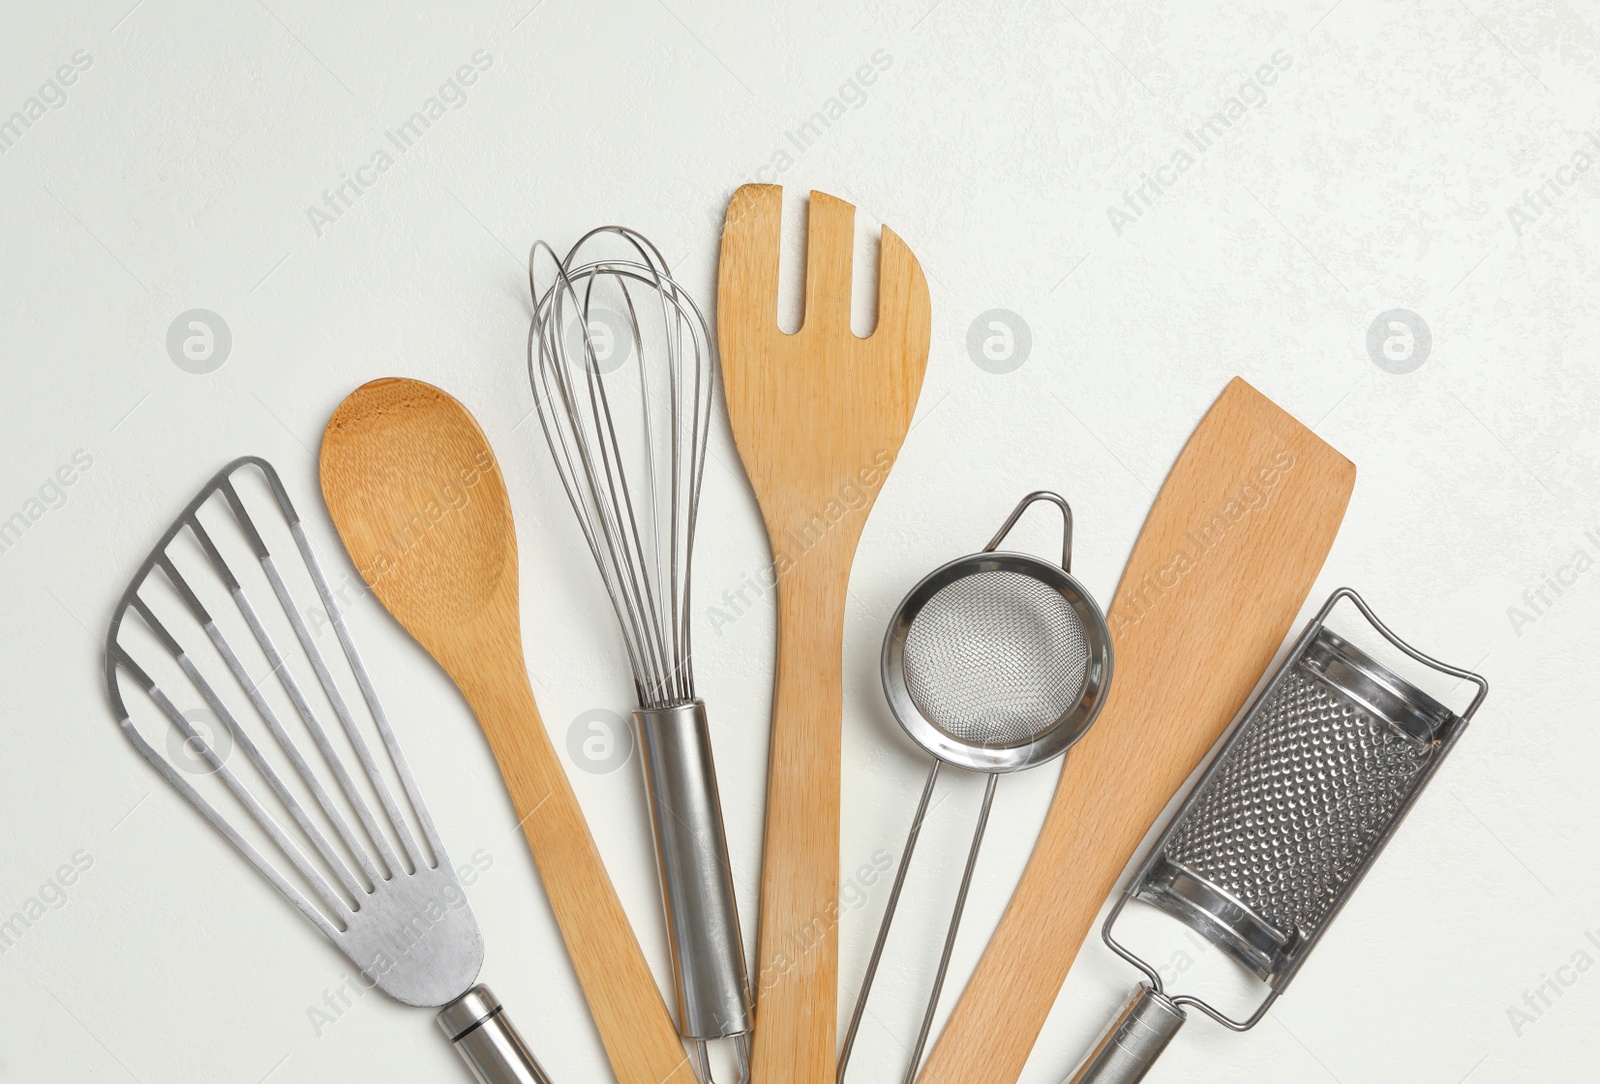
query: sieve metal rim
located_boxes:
[881,550,1113,774]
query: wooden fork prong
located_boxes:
[873,224,932,362]
[719,184,784,339]
[802,191,857,336]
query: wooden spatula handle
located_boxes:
[449,613,695,1084]
[750,575,848,1084]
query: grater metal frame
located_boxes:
[1099,587,1488,1033]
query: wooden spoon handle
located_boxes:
[454,621,695,1084]
[750,577,848,1084]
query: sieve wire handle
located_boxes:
[903,772,999,1083]
[839,761,942,1080]
[837,765,1001,1084]
[983,491,1074,572]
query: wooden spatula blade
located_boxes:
[917,376,1354,1084]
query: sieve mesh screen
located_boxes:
[901,570,1089,746]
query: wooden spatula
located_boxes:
[916,377,1355,1084]
[717,185,931,1084]
[319,378,694,1084]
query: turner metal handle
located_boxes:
[438,985,553,1084]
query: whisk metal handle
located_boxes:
[437,985,554,1084]
[635,700,753,1043]
[1063,985,1187,1084]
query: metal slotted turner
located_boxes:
[104,456,551,1084]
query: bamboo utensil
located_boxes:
[916,377,1355,1084]
[320,377,694,1084]
[717,185,931,1084]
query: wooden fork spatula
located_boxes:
[917,377,1355,1084]
[718,185,931,1084]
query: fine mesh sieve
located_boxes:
[902,570,1092,748]
[840,492,1113,1084]
[1068,588,1488,1084]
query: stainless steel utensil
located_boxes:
[104,456,551,1084]
[527,227,751,1082]
[840,492,1114,1083]
[1070,588,1488,1084]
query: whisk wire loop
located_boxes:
[526,227,713,708]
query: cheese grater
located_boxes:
[1069,588,1487,1084]
[104,456,552,1084]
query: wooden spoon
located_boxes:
[319,377,693,1084]
[718,185,931,1084]
[917,377,1355,1084]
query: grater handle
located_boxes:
[1063,985,1186,1084]
[438,985,554,1084]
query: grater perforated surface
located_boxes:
[1162,666,1436,936]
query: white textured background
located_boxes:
[1,1,1596,1081]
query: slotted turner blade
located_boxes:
[105,455,550,1084]
[718,185,932,1084]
